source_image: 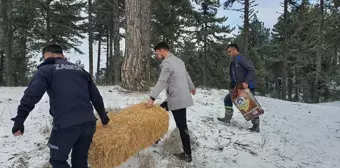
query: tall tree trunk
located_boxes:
[313,0,324,103]
[106,33,110,83]
[169,0,176,49]
[288,72,293,101]
[140,0,151,85]
[113,0,121,85]
[17,30,28,86]
[243,0,250,57]
[109,23,113,84]
[96,32,102,83]
[282,0,288,100]
[0,50,4,85]
[202,2,208,86]
[88,0,94,77]
[276,77,282,99]
[121,0,151,91]
[294,66,299,102]
[3,0,14,86]
[46,0,52,41]
[335,46,338,68]
[0,0,5,86]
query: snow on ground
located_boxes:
[1,86,340,168]
[318,101,340,108]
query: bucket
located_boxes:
[231,88,264,121]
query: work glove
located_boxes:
[12,122,24,135]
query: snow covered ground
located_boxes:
[1,86,340,168]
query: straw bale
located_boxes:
[88,103,169,168]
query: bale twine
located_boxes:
[88,103,169,168]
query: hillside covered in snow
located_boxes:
[0,86,340,168]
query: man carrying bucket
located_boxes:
[217,43,260,133]
[147,42,196,163]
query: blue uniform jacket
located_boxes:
[11,57,107,130]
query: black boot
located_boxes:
[248,117,260,133]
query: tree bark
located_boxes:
[202,2,208,87]
[113,0,121,85]
[140,0,151,84]
[288,72,293,101]
[17,28,28,86]
[0,50,4,85]
[46,0,52,41]
[334,46,338,69]
[243,0,250,57]
[313,0,324,103]
[109,22,113,84]
[88,0,94,77]
[0,50,5,86]
[3,0,14,86]
[276,77,281,99]
[294,65,299,102]
[282,0,288,100]
[0,0,6,86]
[106,33,110,83]
[96,32,102,83]
[170,0,176,50]
[121,0,151,91]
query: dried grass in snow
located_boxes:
[88,103,169,168]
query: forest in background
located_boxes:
[0,0,339,103]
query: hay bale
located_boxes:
[88,103,169,168]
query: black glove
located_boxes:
[160,102,169,111]
[12,122,24,135]
[101,111,110,125]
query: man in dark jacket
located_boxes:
[11,44,110,168]
[217,43,260,132]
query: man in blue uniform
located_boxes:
[217,43,260,132]
[11,44,110,168]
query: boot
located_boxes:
[217,108,233,124]
[248,117,260,133]
[174,152,192,162]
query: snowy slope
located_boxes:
[318,101,340,108]
[1,86,340,168]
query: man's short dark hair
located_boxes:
[227,43,239,52]
[154,42,170,51]
[42,44,63,54]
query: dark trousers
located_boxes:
[48,121,96,168]
[160,102,192,155]
[224,88,259,123]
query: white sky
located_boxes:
[38,0,287,74]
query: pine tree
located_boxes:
[33,0,87,53]
[192,0,233,87]
[92,0,124,84]
[121,0,151,91]
[224,0,258,57]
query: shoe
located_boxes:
[174,152,192,162]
